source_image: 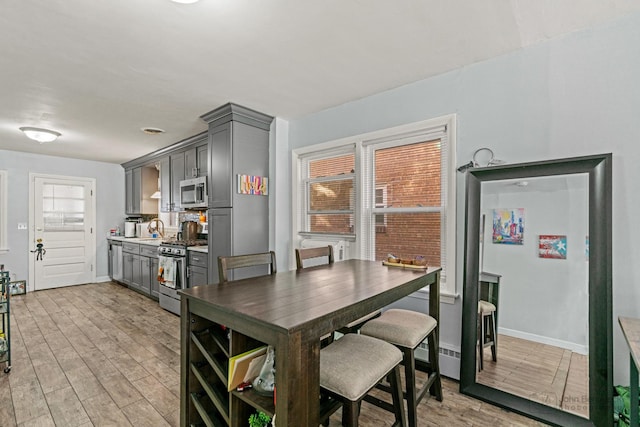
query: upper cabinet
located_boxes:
[159,151,186,212]
[125,165,158,215]
[200,103,273,208]
[170,151,185,211]
[184,142,208,179]
[124,132,208,213]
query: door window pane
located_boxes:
[42,184,85,231]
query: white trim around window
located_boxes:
[0,170,7,254]
[292,114,458,303]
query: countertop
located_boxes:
[108,236,162,246]
[108,236,208,252]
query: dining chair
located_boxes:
[295,245,334,269]
[478,299,497,371]
[295,246,381,336]
[218,251,277,284]
[360,309,442,427]
[319,334,406,427]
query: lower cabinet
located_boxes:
[122,242,140,288]
[139,245,160,298]
[123,242,159,298]
[188,250,208,287]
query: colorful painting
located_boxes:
[492,208,524,245]
[539,235,567,259]
[237,174,268,196]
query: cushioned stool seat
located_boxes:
[320,334,406,426]
[478,300,497,371]
[361,309,442,427]
[360,309,436,347]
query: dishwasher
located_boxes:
[109,240,123,282]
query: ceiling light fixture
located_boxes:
[171,0,200,3]
[141,127,165,135]
[19,127,61,143]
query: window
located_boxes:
[0,170,6,253]
[299,148,355,237]
[42,183,86,231]
[375,186,387,232]
[364,139,445,268]
[294,115,457,298]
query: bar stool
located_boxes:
[360,309,442,427]
[478,300,497,371]
[319,334,406,427]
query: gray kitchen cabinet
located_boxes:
[122,132,207,213]
[122,242,143,293]
[170,152,185,211]
[125,166,159,215]
[188,251,208,287]
[201,103,273,284]
[139,245,158,298]
[160,151,186,212]
[130,254,143,292]
[122,252,133,285]
[150,257,159,299]
[159,156,171,213]
[184,142,208,179]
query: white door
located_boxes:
[32,175,95,290]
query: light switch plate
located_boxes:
[17,223,27,230]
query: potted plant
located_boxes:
[248,411,271,427]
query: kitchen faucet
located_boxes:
[148,218,165,238]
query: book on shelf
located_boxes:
[228,345,267,391]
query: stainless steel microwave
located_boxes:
[179,176,207,209]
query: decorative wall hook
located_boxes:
[457,148,505,172]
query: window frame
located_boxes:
[0,170,7,254]
[292,114,457,300]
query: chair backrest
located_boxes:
[295,246,334,270]
[218,251,277,284]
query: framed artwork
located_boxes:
[492,208,524,245]
[8,280,26,296]
[539,235,567,259]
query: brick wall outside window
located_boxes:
[307,140,442,267]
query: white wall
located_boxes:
[283,11,640,383]
[482,180,589,353]
[0,150,124,284]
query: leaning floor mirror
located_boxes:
[460,154,612,426]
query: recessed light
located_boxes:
[514,181,529,187]
[141,127,165,135]
[19,127,61,143]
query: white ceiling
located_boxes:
[1,0,639,164]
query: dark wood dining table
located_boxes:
[179,260,442,427]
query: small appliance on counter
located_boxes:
[124,217,141,238]
[177,220,202,241]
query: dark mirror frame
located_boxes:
[460,154,612,427]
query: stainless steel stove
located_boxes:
[157,239,207,315]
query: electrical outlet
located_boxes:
[17,223,27,230]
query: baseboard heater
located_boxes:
[416,341,461,380]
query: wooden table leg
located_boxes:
[275,332,320,427]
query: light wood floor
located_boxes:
[0,282,548,426]
[477,334,589,418]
